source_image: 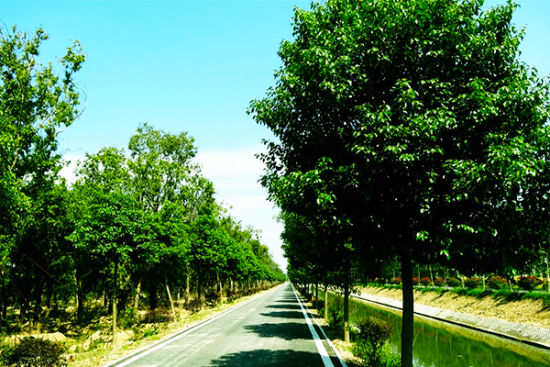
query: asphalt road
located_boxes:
[107,282,345,367]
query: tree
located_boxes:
[250,1,550,365]
[0,26,84,325]
[69,190,143,344]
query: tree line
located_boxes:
[0,26,285,339]
[249,1,550,366]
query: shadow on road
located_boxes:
[260,311,304,319]
[207,349,324,366]
[266,304,301,310]
[244,322,311,340]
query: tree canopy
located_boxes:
[250,1,550,365]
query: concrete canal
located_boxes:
[319,290,550,367]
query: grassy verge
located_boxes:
[303,294,400,367]
[364,283,550,308]
[0,285,280,367]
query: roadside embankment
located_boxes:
[357,285,550,348]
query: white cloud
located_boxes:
[195,148,286,270]
[59,153,84,186]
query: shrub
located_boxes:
[141,308,172,324]
[185,299,203,313]
[487,276,508,290]
[464,277,482,289]
[122,307,137,329]
[411,277,419,286]
[447,278,461,287]
[390,278,401,285]
[0,337,67,367]
[353,317,394,367]
[420,277,431,286]
[433,277,445,287]
[328,304,343,329]
[517,276,543,291]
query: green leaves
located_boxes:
[253,0,550,292]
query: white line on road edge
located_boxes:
[104,283,285,367]
[292,284,335,367]
[304,301,348,367]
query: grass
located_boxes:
[0,285,281,367]
[304,292,401,367]
[365,283,550,308]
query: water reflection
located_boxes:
[321,291,550,367]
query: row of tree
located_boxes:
[0,26,285,338]
[250,1,550,366]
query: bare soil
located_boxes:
[359,286,550,328]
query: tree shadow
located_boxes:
[260,311,305,319]
[207,349,324,366]
[266,304,301,310]
[274,297,297,302]
[243,322,311,340]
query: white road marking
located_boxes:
[306,302,348,367]
[292,285,335,367]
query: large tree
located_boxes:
[0,26,84,324]
[250,1,550,365]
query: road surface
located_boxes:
[107,282,345,367]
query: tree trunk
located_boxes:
[112,261,118,346]
[149,282,158,309]
[76,278,85,322]
[197,270,203,303]
[186,272,190,303]
[324,283,328,321]
[343,278,350,343]
[315,282,319,300]
[216,272,223,304]
[165,282,177,322]
[401,251,414,367]
[134,279,141,311]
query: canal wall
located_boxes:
[354,289,550,349]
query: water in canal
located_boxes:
[319,290,550,367]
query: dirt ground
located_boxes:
[359,286,550,328]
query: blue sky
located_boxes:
[1,0,548,269]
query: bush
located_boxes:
[353,317,395,367]
[122,307,137,329]
[185,299,203,313]
[517,276,543,291]
[141,308,172,324]
[328,304,343,329]
[0,337,67,367]
[487,276,508,290]
[447,278,461,287]
[412,277,419,286]
[390,278,401,285]
[420,277,431,286]
[464,277,482,289]
[433,277,445,287]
